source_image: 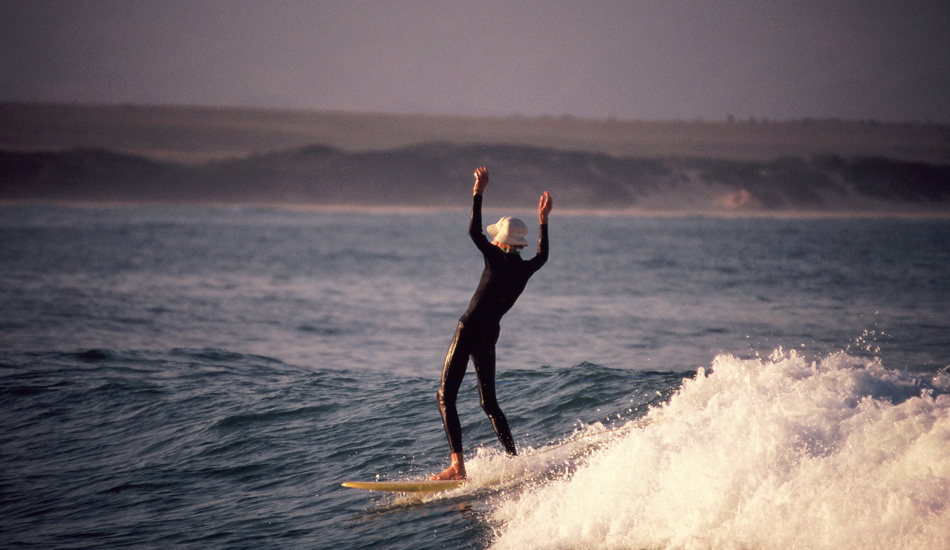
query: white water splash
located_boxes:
[489,351,950,549]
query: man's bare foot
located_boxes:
[430,453,466,480]
[430,463,466,481]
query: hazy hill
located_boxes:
[3,142,949,213]
[1,102,949,212]
[4,102,949,164]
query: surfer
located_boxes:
[431,166,552,481]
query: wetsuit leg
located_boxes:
[437,322,470,454]
[471,325,517,456]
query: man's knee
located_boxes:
[479,396,501,416]
[437,388,455,411]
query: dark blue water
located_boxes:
[1,205,948,549]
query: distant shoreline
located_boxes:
[2,143,948,213]
[3,101,948,165]
[2,103,948,213]
[4,200,948,220]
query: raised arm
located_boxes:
[469,167,493,250]
[530,191,552,266]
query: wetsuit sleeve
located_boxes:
[469,194,495,254]
[529,223,549,270]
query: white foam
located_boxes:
[489,350,950,549]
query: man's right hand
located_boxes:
[473,167,489,195]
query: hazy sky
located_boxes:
[2,0,948,122]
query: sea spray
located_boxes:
[489,351,950,550]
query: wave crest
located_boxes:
[490,350,950,550]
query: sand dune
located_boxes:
[3,102,948,164]
[1,102,948,212]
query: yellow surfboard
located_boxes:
[342,425,648,494]
[341,479,466,493]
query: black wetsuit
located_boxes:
[437,194,549,456]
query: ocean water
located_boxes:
[0,204,948,549]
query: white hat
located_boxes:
[487,216,529,246]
